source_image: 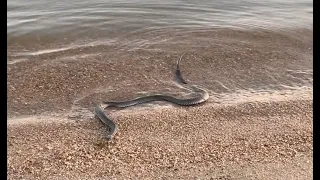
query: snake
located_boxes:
[94,53,209,140]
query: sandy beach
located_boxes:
[8,98,312,179]
[7,27,313,179]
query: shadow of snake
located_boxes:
[94,54,209,140]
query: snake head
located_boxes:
[106,126,118,141]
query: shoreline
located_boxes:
[8,99,313,179]
[7,26,313,179]
[7,85,313,123]
[7,28,313,118]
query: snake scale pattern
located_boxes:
[94,53,209,140]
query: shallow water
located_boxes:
[8,0,312,45]
[7,0,313,117]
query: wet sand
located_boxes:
[8,99,312,179]
[7,28,313,117]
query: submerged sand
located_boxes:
[7,99,312,179]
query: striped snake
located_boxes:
[94,53,209,140]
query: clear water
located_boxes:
[8,0,312,44]
[7,0,313,117]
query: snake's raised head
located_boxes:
[106,125,118,140]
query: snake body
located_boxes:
[94,54,209,140]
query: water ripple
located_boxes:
[8,0,312,43]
